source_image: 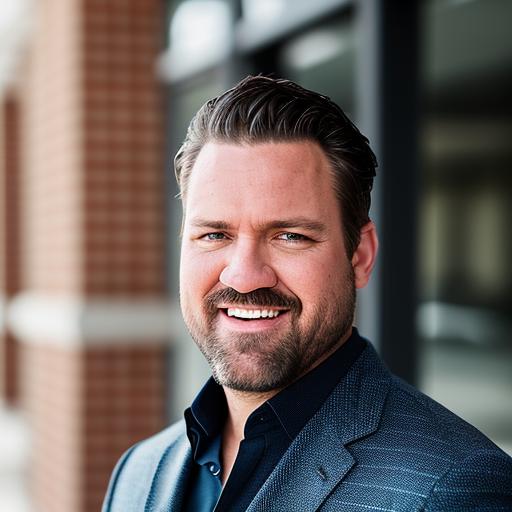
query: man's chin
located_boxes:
[213,373,290,394]
[209,350,303,393]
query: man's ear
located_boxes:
[351,221,378,289]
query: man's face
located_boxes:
[179,141,356,392]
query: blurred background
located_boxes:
[0,0,511,510]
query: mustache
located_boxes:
[205,287,301,313]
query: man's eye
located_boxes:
[202,232,226,241]
[276,232,309,242]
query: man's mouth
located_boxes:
[219,307,287,320]
[227,307,282,319]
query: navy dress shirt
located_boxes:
[183,328,366,512]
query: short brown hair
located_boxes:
[175,75,377,256]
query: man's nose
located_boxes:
[219,240,277,293]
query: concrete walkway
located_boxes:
[0,404,32,512]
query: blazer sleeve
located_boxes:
[423,448,512,511]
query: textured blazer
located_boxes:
[103,343,512,511]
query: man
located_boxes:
[103,76,512,511]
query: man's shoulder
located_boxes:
[393,375,511,504]
[131,419,188,459]
[102,420,190,512]
[313,344,512,510]
[351,346,508,459]
[118,419,188,472]
[351,342,505,457]
[384,373,504,456]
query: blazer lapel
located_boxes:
[245,427,355,512]
[246,343,391,512]
[144,435,193,512]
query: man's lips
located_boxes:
[216,309,288,332]
[217,305,290,320]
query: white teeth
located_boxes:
[226,308,281,319]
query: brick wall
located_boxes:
[12,1,169,511]
[21,0,83,294]
[0,95,21,403]
[82,0,165,297]
[21,342,166,512]
[83,344,166,510]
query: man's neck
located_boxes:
[224,388,277,438]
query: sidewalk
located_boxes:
[0,404,32,512]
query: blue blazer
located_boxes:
[103,344,512,511]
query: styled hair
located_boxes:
[174,75,377,257]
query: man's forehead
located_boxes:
[182,140,341,227]
[186,140,334,196]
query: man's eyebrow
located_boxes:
[189,217,327,233]
[189,219,231,230]
[264,218,327,233]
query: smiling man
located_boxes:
[103,76,512,512]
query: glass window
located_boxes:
[279,15,356,115]
[162,0,233,82]
[419,0,512,454]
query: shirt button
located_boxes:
[209,463,220,476]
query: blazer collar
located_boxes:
[246,342,391,512]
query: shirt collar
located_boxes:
[184,378,226,462]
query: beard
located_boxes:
[181,269,356,393]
